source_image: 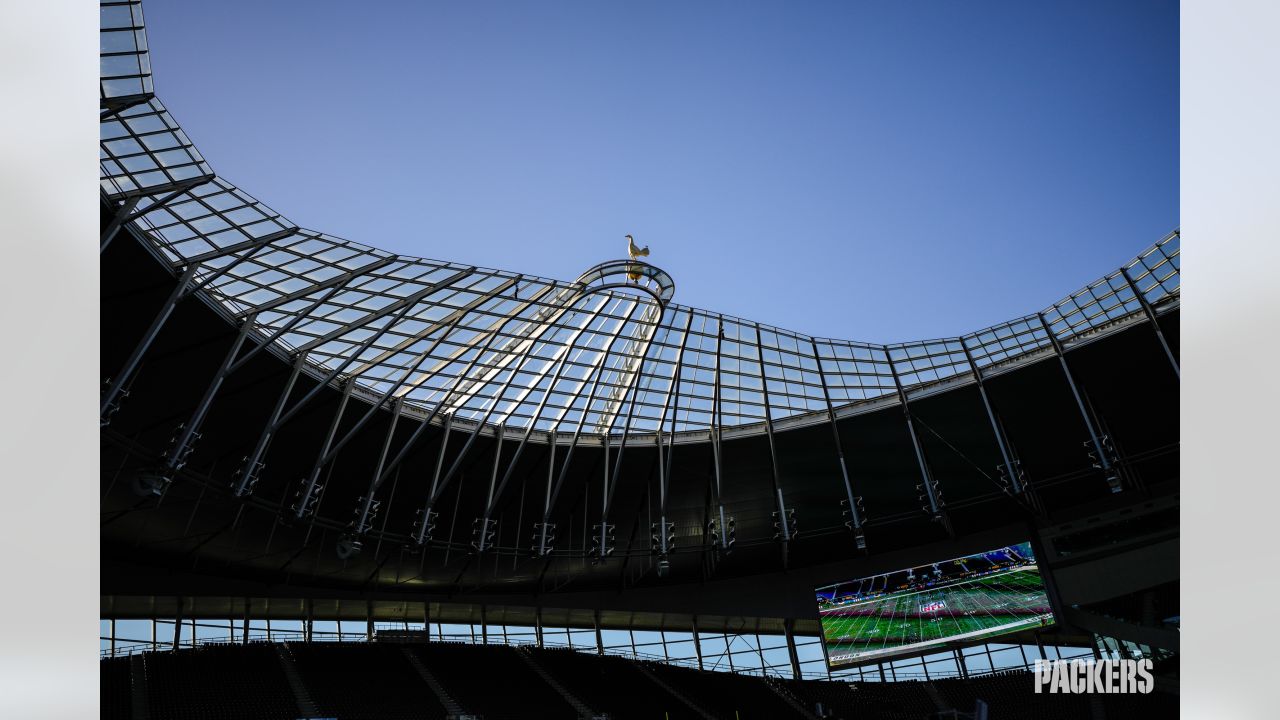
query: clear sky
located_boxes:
[140,0,1177,343]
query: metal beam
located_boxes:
[100,196,140,253]
[426,292,586,552]
[409,292,582,546]
[597,303,667,558]
[292,298,491,521]
[437,285,587,416]
[533,300,643,556]
[100,262,202,423]
[233,255,398,319]
[810,338,866,549]
[754,323,794,552]
[288,379,355,518]
[177,227,299,269]
[348,279,532,501]
[407,282,577,406]
[655,312,696,524]
[1120,266,1180,378]
[1036,313,1122,493]
[231,354,307,497]
[346,276,523,379]
[178,228,300,299]
[483,295,612,518]
[295,268,474,355]
[959,336,1024,496]
[884,346,950,531]
[784,618,801,680]
[708,317,730,555]
[156,312,260,487]
[692,616,704,671]
[225,262,392,375]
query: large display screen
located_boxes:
[817,541,1054,668]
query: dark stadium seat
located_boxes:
[525,646,703,719]
[141,644,300,720]
[645,661,808,719]
[782,677,939,720]
[409,642,576,719]
[100,655,132,720]
[100,642,1184,720]
[287,642,448,720]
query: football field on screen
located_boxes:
[821,567,1053,665]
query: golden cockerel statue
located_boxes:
[626,234,649,283]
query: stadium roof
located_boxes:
[100,0,1180,612]
[101,0,1179,447]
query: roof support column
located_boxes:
[99,196,141,254]
[414,289,582,548]
[347,395,405,546]
[784,619,801,680]
[147,312,259,495]
[1036,313,1122,493]
[753,323,795,563]
[290,378,355,520]
[883,347,950,532]
[100,262,201,425]
[692,616,704,671]
[536,607,544,648]
[171,598,183,651]
[599,303,667,561]
[959,337,1024,496]
[232,353,306,497]
[707,318,731,558]
[653,312,695,560]
[594,610,604,655]
[810,339,866,550]
[534,301,643,557]
[1120,266,1180,378]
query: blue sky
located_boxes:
[142,0,1177,342]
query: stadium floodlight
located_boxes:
[590,523,616,560]
[839,496,867,548]
[352,497,380,536]
[532,522,557,556]
[996,461,1025,494]
[917,480,944,517]
[1086,436,1123,493]
[160,422,200,473]
[650,521,675,555]
[772,508,797,542]
[100,378,129,427]
[231,455,267,499]
[707,517,736,554]
[290,479,323,520]
[470,517,498,553]
[410,508,439,548]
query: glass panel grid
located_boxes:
[100,0,1178,440]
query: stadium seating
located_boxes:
[288,641,448,720]
[138,643,300,719]
[410,641,576,719]
[524,646,700,719]
[783,677,939,719]
[98,641,1180,719]
[100,655,132,720]
[645,661,807,719]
